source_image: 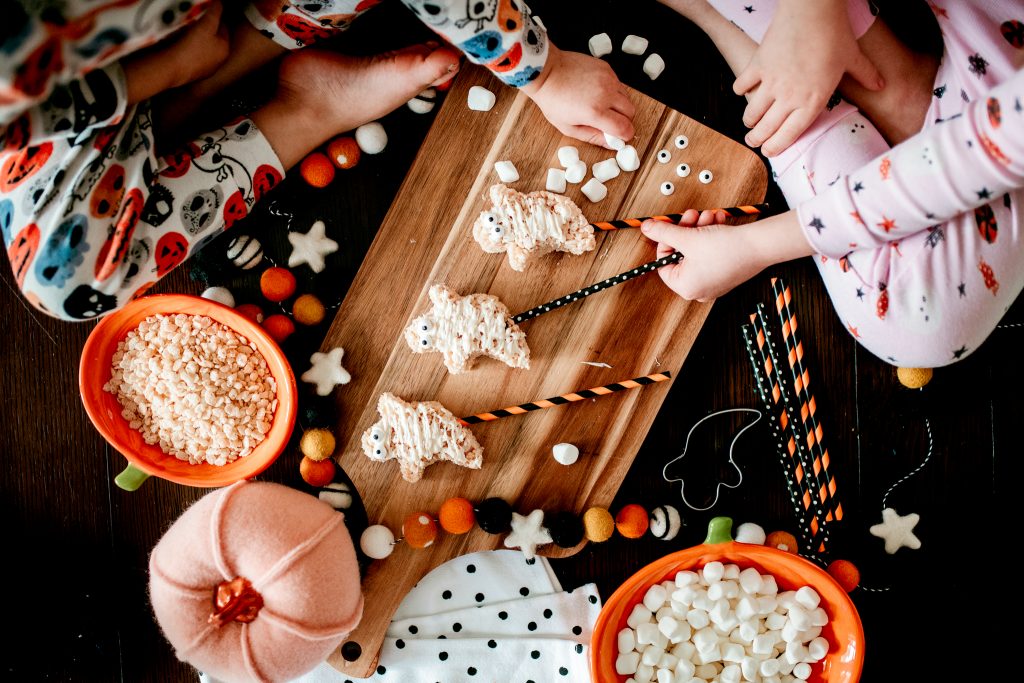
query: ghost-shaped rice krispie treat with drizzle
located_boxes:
[362,393,483,483]
[473,184,595,271]
[405,284,530,374]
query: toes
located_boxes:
[390,45,462,89]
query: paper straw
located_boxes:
[460,372,671,425]
[591,203,768,231]
[770,278,843,525]
[512,252,682,324]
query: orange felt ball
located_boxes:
[438,497,476,535]
[615,504,649,539]
[827,559,861,592]
[262,314,295,343]
[766,530,799,554]
[299,152,335,188]
[402,512,439,549]
[260,267,297,302]
[327,136,361,170]
[235,303,264,324]
[292,294,326,326]
[300,456,335,487]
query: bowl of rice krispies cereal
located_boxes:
[80,294,297,489]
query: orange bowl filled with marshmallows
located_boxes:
[592,517,864,683]
[80,294,297,490]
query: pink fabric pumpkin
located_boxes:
[149,481,363,682]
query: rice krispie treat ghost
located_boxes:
[405,284,530,374]
[362,393,484,483]
[473,184,595,271]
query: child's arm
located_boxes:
[399,0,634,147]
[733,0,884,158]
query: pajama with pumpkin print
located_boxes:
[1,0,548,320]
[712,0,1024,367]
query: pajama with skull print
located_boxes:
[712,0,1024,367]
[1,0,548,320]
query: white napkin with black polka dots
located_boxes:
[296,550,601,683]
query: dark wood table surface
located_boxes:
[1,1,1015,680]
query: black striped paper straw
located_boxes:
[770,278,843,526]
[512,252,682,324]
[459,372,671,425]
[742,323,814,552]
[750,307,831,555]
[591,203,768,231]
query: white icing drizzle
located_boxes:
[404,285,530,374]
[361,393,483,483]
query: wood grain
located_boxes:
[321,68,767,676]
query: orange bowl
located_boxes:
[592,518,864,682]
[80,294,297,489]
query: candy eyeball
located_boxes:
[676,163,690,178]
[674,134,689,149]
[699,169,714,184]
[656,149,671,164]
[660,181,675,196]
[370,425,387,445]
[413,316,433,334]
[373,443,388,458]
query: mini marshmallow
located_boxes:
[658,616,679,640]
[544,168,567,194]
[644,53,666,80]
[721,664,741,683]
[655,605,674,623]
[738,568,763,595]
[616,652,641,675]
[658,653,678,670]
[644,584,669,612]
[675,658,696,679]
[795,587,820,610]
[355,122,387,154]
[696,645,721,666]
[788,606,811,632]
[660,181,675,196]
[736,596,758,622]
[565,160,587,184]
[581,177,608,203]
[622,34,650,55]
[618,628,636,653]
[752,634,775,656]
[807,637,829,662]
[494,160,519,183]
[760,658,781,677]
[692,627,718,653]
[675,571,700,587]
[721,643,744,663]
[781,621,801,644]
[593,157,621,182]
[604,133,626,150]
[656,149,671,164]
[777,591,797,610]
[723,564,740,580]
[741,656,759,682]
[616,145,641,172]
[467,85,497,112]
[738,620,758,643]
[589,32,613,58]
[201,286,235,308]
[792,662,812,680]
[551,440,577,464]
[784,642,809,666]
[671,641,696,663]
[810,607,828,627]
[698,169,714,184]
[558,145,580,167]
[765,612,787,631]
[799,626,822,643]
[628,604,653,629]
[673,586,697,606]
[656,669,673,683]
[736,522,767,545]
[642,645,664,666]
[636,663,654,681]
[758,596,779,615]
[636,622,661,646]
[707,582,726,602]
[695,664,718,679]
[686,608,710,630]
[759,575,779,596]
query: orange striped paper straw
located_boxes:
[591,203,768,231]
[460,372,671,425]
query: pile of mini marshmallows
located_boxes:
[617,562,830,683]
[590,33,665,80]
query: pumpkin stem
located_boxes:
[704,517,734,545]
[209,576,264,627]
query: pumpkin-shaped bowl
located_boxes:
[592,517,864,682]
[80,294,297,490]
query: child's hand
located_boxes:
[522,45,635,149]
[733,0,883,157]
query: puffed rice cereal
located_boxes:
[103,314,278,466]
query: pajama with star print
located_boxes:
[1,0,548,320]
[713,0,1024,367]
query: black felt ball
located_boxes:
[301,395,338,428]
[475,497,513,534]
[548,511,584,548]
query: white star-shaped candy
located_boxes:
[288,220,338,273]
[301,347,351,396]
[869,507,921,554]
[503,509,552,560]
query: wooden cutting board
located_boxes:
[322,67,767,676]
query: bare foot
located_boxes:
[657,0,717,26]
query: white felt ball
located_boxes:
[200,286,235,308]
[467,85,496,112]
[735,522,767,545]
[644,53,666,80]
[604,133,626,150]
[558,145,580,168]
[660,181,675,196]
[593,158,621,182]
[699,169,714,184]
[494,160,520,183]
[355,122,387,154]
[649,505,682,541]
[225,235,263,269]
[552,442,580,466]
[319,482,353,510]
[565,160,587,184]
[622,35,649,55]
[582,178,608,203]
[546,168,567,194]
[616,145,640,172]
[589,32,613,58]
[360,525,395,559]
[407,88,436,114]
